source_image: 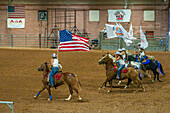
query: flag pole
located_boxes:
[57,30,59,60]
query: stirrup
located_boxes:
[116,76,121,80]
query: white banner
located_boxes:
[140,26,148,49]
[118,23,132,46]
[108,9,131,22]
[7,18,25,28]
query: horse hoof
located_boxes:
[152,80,155,82]
[124,86,128,89]
[118,81,121,85]
[107,90,111,93]
[98,88,101,91]
[48,98,52,101]
[143,89,146,92]
[158,80,162,82]
[65,98,70,101]
[78,97,82,101]
[133,90,138,93]
[34,96,37,99]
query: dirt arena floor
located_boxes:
[0,48,170,113]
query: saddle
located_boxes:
[47,71,62,80]
[113,65,128,73]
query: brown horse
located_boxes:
[34,62,82,101]
[98,53,151,93]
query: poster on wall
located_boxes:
[108,9,131,22]
[38,10,48,21]
[7,18,25,28]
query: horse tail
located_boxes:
[75,74,82,91]
[156,61,165,76]
[136,69,151,78]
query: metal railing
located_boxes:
[99,32,169,51]
[0,33,99,48]
[0,34,41,48]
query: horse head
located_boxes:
[98,52,116,65]
[37,62,48,71]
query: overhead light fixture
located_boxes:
[124,0,128,9]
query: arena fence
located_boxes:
[0,32,169,51]
[99,32,169,51]
[0,33,99,49]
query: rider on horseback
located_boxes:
[49,53,62,87]
[138,46,146,63]
[115,52,125,79]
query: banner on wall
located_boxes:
[7,18,25,28]
[108,9,131,22]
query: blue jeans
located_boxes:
[49,67,59,85]
[118,64,125,78]
[139,56,144,63]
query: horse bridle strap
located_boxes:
[106,68,114,73]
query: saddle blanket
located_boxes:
[47,72,62,80]
[114,65,128,73]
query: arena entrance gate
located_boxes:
[45,8,86,48]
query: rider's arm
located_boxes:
[58,63,62,69]
[120,51,124,55]
[116,56,121,61]
[134,51,139,55]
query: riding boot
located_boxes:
[116,75,121,80]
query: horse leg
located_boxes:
[152,71,157,82]
[132,79,143,93]
[46,87,52,101]
[139,81,145,92]
[72,86,82,101]
[34,86,46,99]
[124,78,132,89]
[118,80,121,85]
[103,82,107,88]
[109,80,114,87]
[98,75,113,92]
[107,80,113,93]
[98,79,108,91]
[65,87,73,101]
[156,71,162,82]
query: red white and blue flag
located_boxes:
[59,30,89,52]
[7,6,25,18]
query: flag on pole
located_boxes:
[59,30,89,52]
[140,26,148,49]
[118,23,132,46]
[105,24,124,38]
[128,23,136,40]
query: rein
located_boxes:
[43,64,50,78]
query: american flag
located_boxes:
[59,30,89,52]
[8,6,25,18]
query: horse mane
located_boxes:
[44,63,50,72]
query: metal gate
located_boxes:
[45,8,86,48]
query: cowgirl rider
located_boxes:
[115,52,125,79]
[138,46,146,63]
[49,53,62,87]
[121,48,127,62]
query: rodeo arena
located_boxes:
[0,0,170,113]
